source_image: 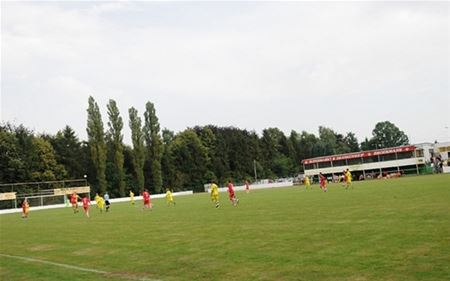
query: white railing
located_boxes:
[0,190,193,215]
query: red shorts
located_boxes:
[83,206,89,211]
[229,193,235,200]
[144,199,150,205]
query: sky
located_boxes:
[1,1,449,145]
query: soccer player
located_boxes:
[227,180,239,206]
[165,188,176,206]
[341,170,347,187]
[345,169,353,189]
[319,173,328,192]
[21,198,29,218]
[70,192,79,213]
[95,194,105,213]
[129,190,135,205]
[94,193,101,208]
[142,189,152,210]
[81,196,91,218]
[304,176,311,189]
[245,180,250,193]
[210,181,220,208]
[104,192,110,212]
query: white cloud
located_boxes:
[1,1,449,143]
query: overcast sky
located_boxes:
[1,1,449,145]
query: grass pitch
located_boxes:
[1,174,449,281]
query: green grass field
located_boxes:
[1,174,449,281]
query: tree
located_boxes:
[161,129,175,189]
[30,137,67,181]
[343,132,360,152]
[143,102,163,193]
[288,131,300,165]
[360,137,374,151]
[370,121,409,149]
[0,128,26,183]
[129,107,145,192]
[86,96,107,194]
[162,129,175,145]
[318,126,338,155]
[260,128,279,177]
[272,154,292,178]
[12,124,36,181]
[167,129,207,192]
[297,131,318,162]
[209,128,230,184]
[195,126,217,181]
[107,99,126,197]
[50,126,86,179]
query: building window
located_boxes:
[363,156,379,163]
[397,151,414,159]
[380,153,397,162]
[415,149,424,157]
[318,161,332,168]
[347,158,362,165]
[332,160,346,168]
[438,146,450,152]
[305,164,314,170]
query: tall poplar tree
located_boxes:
[143,102,163,193]
[107,99,126,197]
[129,107,145,191]
[86,96,107,193]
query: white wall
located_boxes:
[305,157,425,176]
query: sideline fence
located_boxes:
[0,179,88,210]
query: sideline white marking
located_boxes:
[0,253,160,281]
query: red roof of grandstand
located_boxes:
[301,145,416,165]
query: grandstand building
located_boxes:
[302,145,429,181]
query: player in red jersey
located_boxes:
[142,189,152,210]
[319,172,328,192]
[70,192,79,213]
[227,180,239,206]
[81,196,91,218]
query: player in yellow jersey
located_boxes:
[96,195,105,213]
[304,176,311,189]
[345,169,352,189]
[210,181,220,208]
[165,188,176,206]
[129,190,135,205]
[94,193,101,208]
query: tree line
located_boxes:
[0,96,409,196]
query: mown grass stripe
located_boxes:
[0,253,160,281]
